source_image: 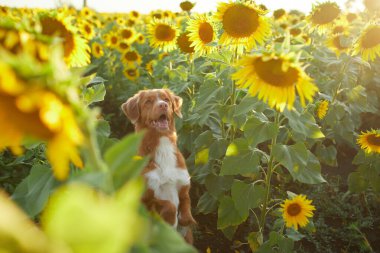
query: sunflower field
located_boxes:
[1,0,380,252]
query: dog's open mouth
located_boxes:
[151,114,169,130]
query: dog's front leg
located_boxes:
[178,185,196,226]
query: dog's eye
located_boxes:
[163,98,170,103]
[145,99,152,104]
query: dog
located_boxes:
[121,88,196,243]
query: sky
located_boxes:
[0,0,364,14]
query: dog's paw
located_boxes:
[178,212,196,226]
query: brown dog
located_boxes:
[121,88,195,243]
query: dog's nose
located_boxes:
[158,101,168,110]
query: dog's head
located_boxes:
[121,89,183,132]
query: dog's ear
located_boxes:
[172,94,183,118]
[121,94,140,124]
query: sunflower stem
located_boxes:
[84,118,114,192]
[259,111,280,235]
[332,57,353,103]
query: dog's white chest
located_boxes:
[145,137,190,213]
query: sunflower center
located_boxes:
[177,33,194,53]
[361,27,380,49]
[84,25,92,34]
[332,36,348,50]
[125,52,138,61]
[119,42,129,50]
[290,28,301,36]
[253,58,299,87]
[198,22,214,43]
[287,203,301,216]
[127,69,136,76]
[121,29,132,39]
[367,134,380,146]
[273,9,286,19]
[222,4,259,38]
[311,4,340,25]
[180,1,194,11]
[95,45,101,54]
[332,26,344,34]
[155,24,176,41]
[111,36,118,44]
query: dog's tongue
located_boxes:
[157,117,168,129]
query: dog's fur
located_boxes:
[121,88,195,243]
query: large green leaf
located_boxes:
[220,138,260,176]
[82,83,106,106]
[273,143,326,184]
[196,192,218,214]
[146,218,197,253]
[217,196,246,229]
[12,164,58,218]
[244,114,279,148]
[231,180,265,211]
[104,133,147,189]
[205,174,233,198]
[284,110,324,140]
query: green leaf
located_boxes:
[205,174,233,198]
[220,226,237,241]
[315,144,338,167]
[231,180,265,210]
[147,218,197,253]
[348,170,369,193]
[196,192,218,214]
[194,130,214,150]
[217,196,246,229]
[220,139,260,176]
[234,95,260,116]
[244,115,279,148]
[284,110,324,140]
[12,164,57,217]
[209,139,228,160]
[248,232,262,251]
[82,83,106,105]
[273,143,326,184]
[105,132,148,189]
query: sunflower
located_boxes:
[136,34,145,44]
[117,41,130,52]
[357,129,380,154]
[364,0,380,11]
[281,195,315,230]
[0,62,83,180]
[123,67,140,81]
[121,50,142,66]
[327,34,351,56]
[119,27,135,44]
[180,1,195,12]
[308,2,341,32]
[273,9,286,20]
[80,7,94,17]
[79,21,95,40]
[187,14,217,55]
[232,53,318,112]
[147,19,179,52]
[290,28,302,36]
[214,1,271,54]
[345,13,358,23]
[146,60,155,75]
[353,23,380,61]
[91,41,104,58]
[130,10,140,20]
[177,32,195,54]
[315,100,329,119]
[40,15,90,67]
[106,31,119,49]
